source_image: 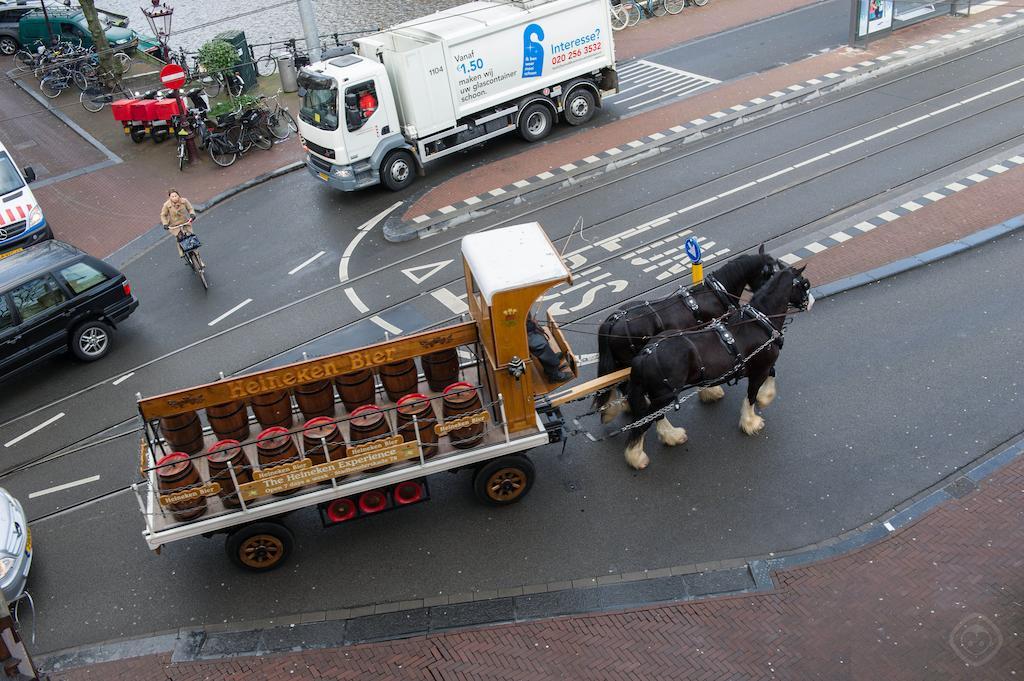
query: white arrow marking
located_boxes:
[402,259,453,285]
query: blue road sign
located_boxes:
[684,237,702,264]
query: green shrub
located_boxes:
[197,39,238,77]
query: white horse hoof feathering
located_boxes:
[739,399,766,435]
[656,418,688,446]
[698,385,726,403]
[600,388,624,424]
[625,440,650,469]
[755,376,776,408]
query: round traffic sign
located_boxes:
[159,63,187,90]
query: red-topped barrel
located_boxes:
[441,382,485,449]
[396,394,438,459]
[301,416,346,466]
[156,452,207,522]
[206,439,252,508]
[255,426,302,496]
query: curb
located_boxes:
[385,9,1024,242]
[36,216,1024,672]
[4,68,122,166]
[809,213,1024,300]
[39,428,1024,672]
[103,161,304,270]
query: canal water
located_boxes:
[78,0,464,53]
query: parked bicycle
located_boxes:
[257,91,297,140]
[79,72,133,112]
[184,107,241,167]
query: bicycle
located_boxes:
[171,116,192,171]
[249,43,278,77]
[79,71,133,112]
[258,91,297,140]
[186,108,240,167]
[610,0,640,30]
[168,222,208,290]
[223,106,272,154]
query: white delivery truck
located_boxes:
[296,0,617,191]
[0,139,49,256]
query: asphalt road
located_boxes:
[4,19,1024,655]
[25,229,1024,653]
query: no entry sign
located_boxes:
[159,63,187,90]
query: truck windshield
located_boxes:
[300,88,339,131]
[0,154,24,197]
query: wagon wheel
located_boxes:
[226,521,294,571]
[473,455,535,506]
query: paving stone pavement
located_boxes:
[46,448,1024,680]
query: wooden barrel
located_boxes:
[348,405,391,473]
[442,382,485,449]
[379,358,418,403]
[294,380,336,420]
[256,427,302,496]
[301,416,346,465]
[156,452,207,521]
[159,411,204,455]
[396,394,438,459]
[206,399,250,442]
[206,439,252,508]
[251,389,293,430]
[334,369,375,412]
[422,348,460,392]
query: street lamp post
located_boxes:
[142,0,174,62]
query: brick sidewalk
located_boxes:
[49,446,1024,680]
[0,60,304,258]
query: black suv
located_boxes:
[0,240,138,376]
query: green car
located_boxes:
[17,6,158,53]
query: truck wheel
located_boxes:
[226,521,294,572]
[518,103,554,142]
[563,88,596,126]
[69,320,112,362]
[381,150,416,191]
[473,455,535,506]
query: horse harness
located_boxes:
[641,304,784,389]
[610,301,668,353]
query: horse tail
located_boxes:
[591,316,619,413]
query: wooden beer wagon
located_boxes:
[134,222,613,571]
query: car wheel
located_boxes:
[0,37,18,56]
[381,150,416,191]
[70,320,112,362]
[517,102,554,142]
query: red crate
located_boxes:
[129,99,157,121]
[149,98,183,121]
[111,99,138,122]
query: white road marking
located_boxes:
[883,521,895,532]
[371,316,402,335]
[402,260,453,285]
[208,298,252,327]
[288,250,326,275]
[339,201,402,283]
[5,412,65,448]
[432,287,469,314]
[970,0,1007,14]
[577,353,599,366]
[345,287,369,313]
[111,372,135,386]
[28,475,101,499]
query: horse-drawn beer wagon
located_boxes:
[134,222,812,571]
[134,223,587,570]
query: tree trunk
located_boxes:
[78,0,117,85]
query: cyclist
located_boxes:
[159,189,201,265]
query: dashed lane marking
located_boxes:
[778,154,1024,265]
[111,372,134,386]
[288,250,326,275]
[29,475,101,499]
[208,298,253,327]
[406,11,1024,227]
[5,412,65,448]
[431,287,469,315]
[339,201,402,283]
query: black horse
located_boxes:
[593,246,781,422]
[621,266,813,470]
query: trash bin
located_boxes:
[214,30,257,93]
[278,55,298,93]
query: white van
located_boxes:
[0,139,50,256]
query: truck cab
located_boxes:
[297,55,411,191]
[0,139,49,255]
